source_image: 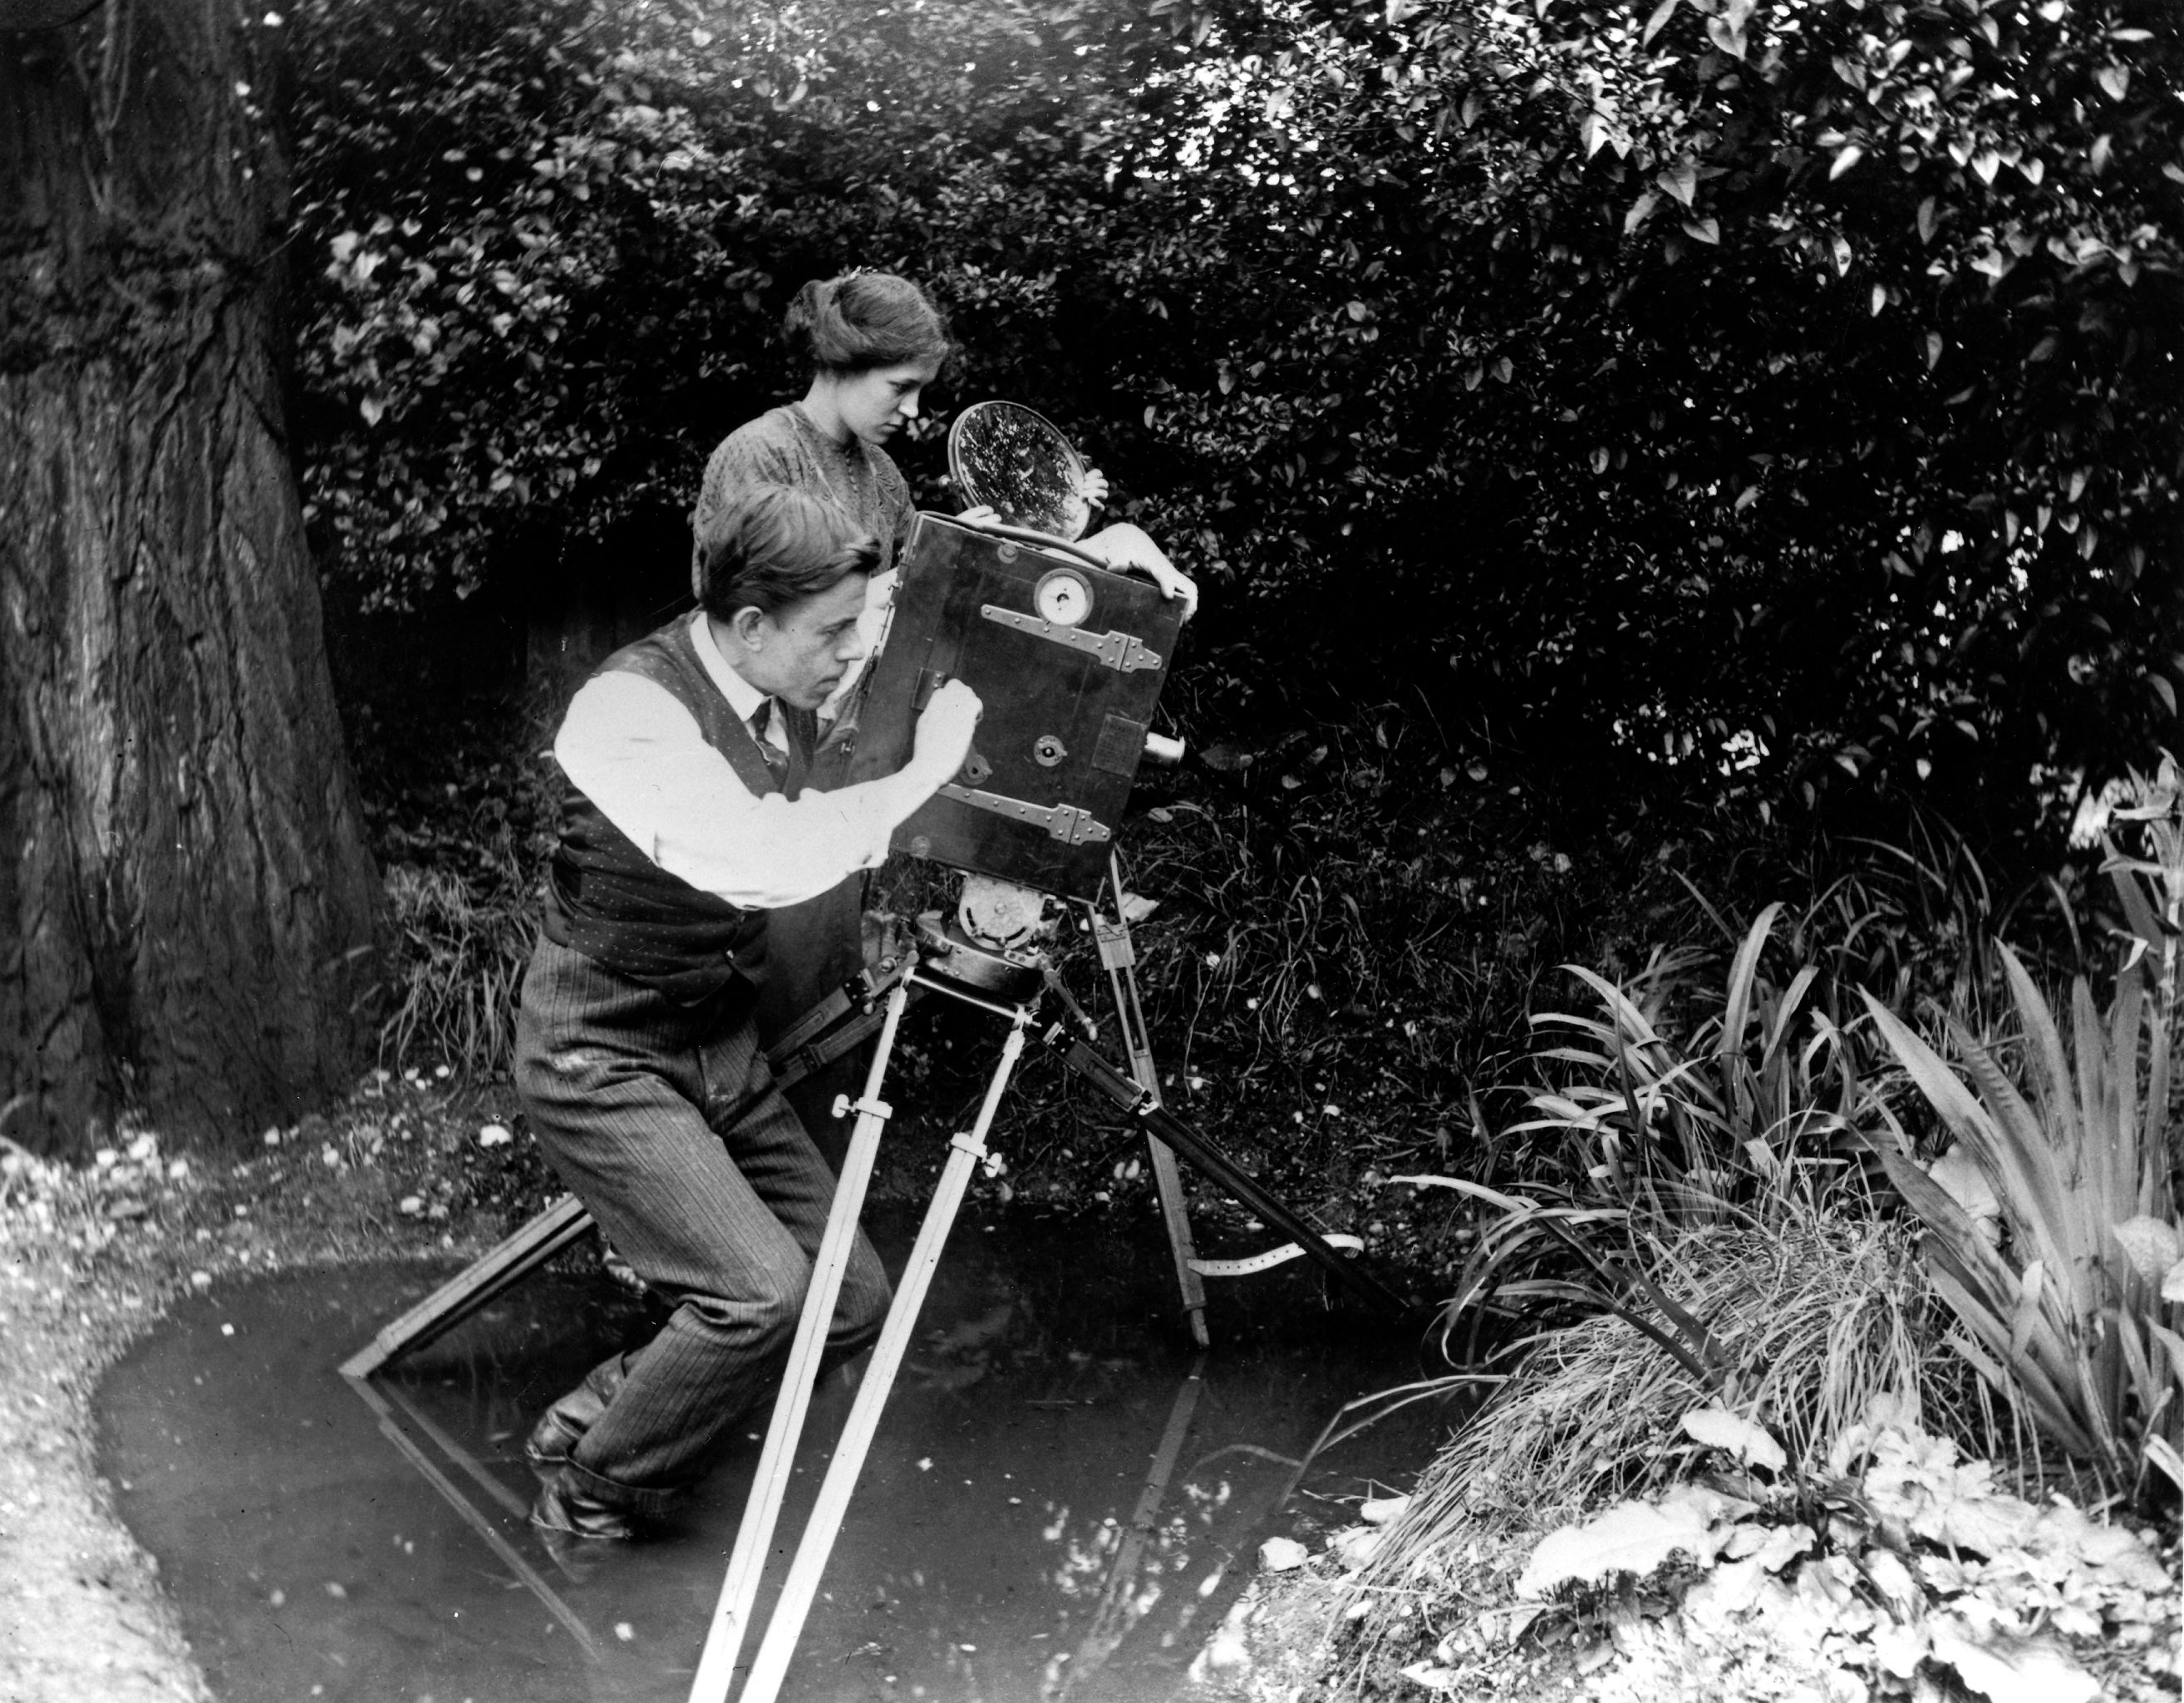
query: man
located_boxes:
[513,485,981,1541]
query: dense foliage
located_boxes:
[291,0,2182,845]
[1158,0,2184,828]
[287,0,1192,600]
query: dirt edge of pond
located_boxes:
[0,1110,481,1703]
[2,1072,1385,1703]
[0,1244,209,1703]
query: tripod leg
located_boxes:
[339,1193,595,1378]
[1142,1139,1209,1347]
[1054,1035,1417,1322]
[1094,854,1210,1347]
[721,1016,1031,1703]
[686,982,913,1703]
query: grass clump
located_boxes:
[1375,1212,1941,1568]
[1326,805,2180,1701]
[351,695,558,1080]
[381,859,536,1080]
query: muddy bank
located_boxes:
[0,1068,1438,1703]
[0,1072,588,1702]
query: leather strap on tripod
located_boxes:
[766,968,922,1092]
[1046,1030,1419,1323]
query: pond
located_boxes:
[99,1204,1449,1703]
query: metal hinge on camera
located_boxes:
[937,784,1112,845]
[978,606,1163,673]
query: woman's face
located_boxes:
[829,357,942,447]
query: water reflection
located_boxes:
[100,1210,1447,1702]
[1045,1357,1208,1697]
[344,1372,606,1660]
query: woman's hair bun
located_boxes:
[783,272,953,374]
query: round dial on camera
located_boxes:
[1033,568,1093,628]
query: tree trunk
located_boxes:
[1,0,382,1157]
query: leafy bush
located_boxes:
[1867,959,2182,1501]
[970,704,1675,1255]
[1857,760,2184,1504]
[1411,893,1911,1393]
[1080,0,2184,844]
[1493,1405,2178,1703]
[1351,852,2084,1612]
[285,0,1192,608]
[290,0,2184,843]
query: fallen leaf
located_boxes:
[1929,1144,1999,1228]
[1930,1625,2097,1703]
[1329,1526,1381,1569]
[1680,1405,1787,1471]
[1517,1496,1718,1597]
[1753,1523,1814,1573]
[1259,1536,1308,1573]
[2111,1215,2182,1287]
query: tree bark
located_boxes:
[1,0,382,1157]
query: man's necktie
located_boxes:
[750,701,788,788]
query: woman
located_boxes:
[691,271,1196,1154]
[693,271,1195,654]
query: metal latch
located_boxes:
[1092,919,1135,970]
[978,606,1163,673]
[937,784,1112,845]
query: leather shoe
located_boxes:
[529,1472,637,1543]
[524,1356,627,1474]
[524,1405,589,1476]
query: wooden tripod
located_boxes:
[340,864,1412,1703]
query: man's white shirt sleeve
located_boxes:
[554,672,895,909]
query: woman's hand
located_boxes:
[1085,523,1199,622]
[956,503,1000,528]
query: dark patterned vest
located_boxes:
[541,618,812,1006]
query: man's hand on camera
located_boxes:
[1085,523,1199,622]
[1077,465,1110,509]
[912,679,983,782]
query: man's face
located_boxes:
[743,573,870,711]
[835,358,941,447]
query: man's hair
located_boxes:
[697,486,878,622]
[782,272,953,374]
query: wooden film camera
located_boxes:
[844,513,1185,901]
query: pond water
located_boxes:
[99,1205,1450,1703]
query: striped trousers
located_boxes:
[514,935,891,1514]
